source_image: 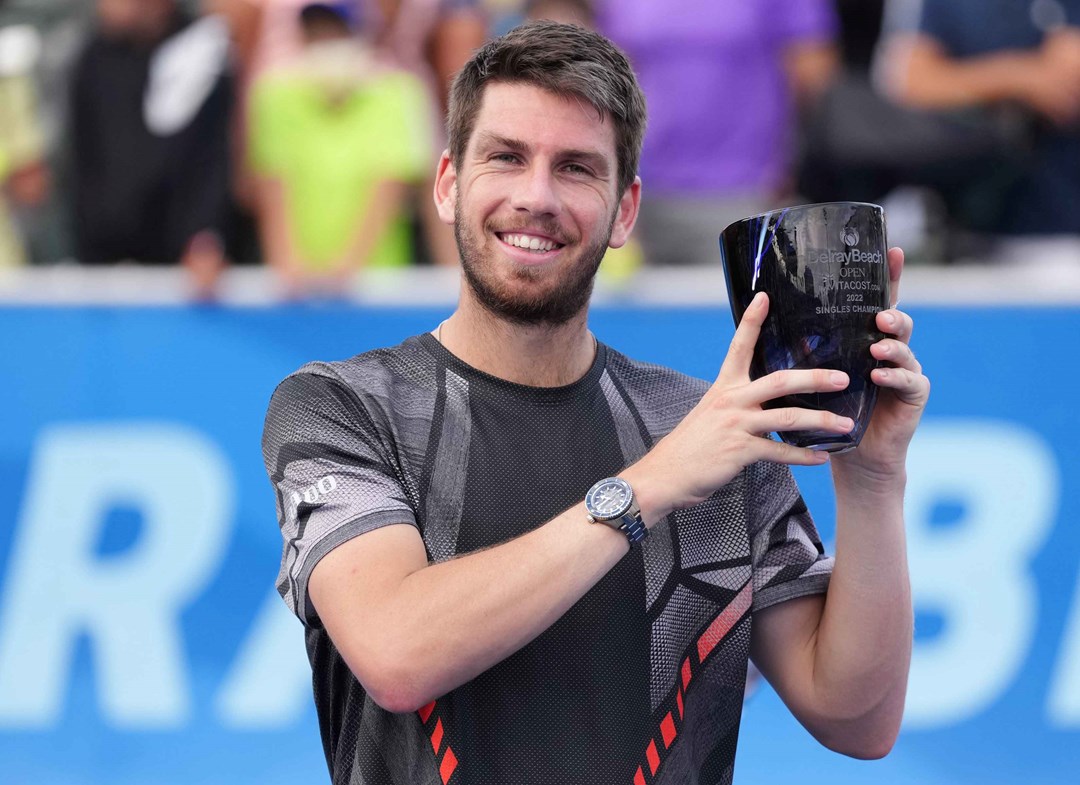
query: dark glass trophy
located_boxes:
[719,202,890,452]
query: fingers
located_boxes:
[877,308,914,343]
[887,247,904,308]
[717,292,768,383]
[747,407,855,438]
[760,439,832,467]
[871,337,922,375]
[870,303,930,407]
[727,366,849,408]
[871,365,931,408]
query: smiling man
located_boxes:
[262,21,929,785]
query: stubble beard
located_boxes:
[454,197,615,327]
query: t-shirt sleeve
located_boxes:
[262,370,418,626]
[745,460,833,612]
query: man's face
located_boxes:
[97,0,172,40]
[435,82,640,326]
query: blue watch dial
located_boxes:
[586,477,632,519]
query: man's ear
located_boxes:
[608,176,642,249]
[433,151,457,225]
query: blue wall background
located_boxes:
[0,304,1077,784]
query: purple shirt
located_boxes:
[598,0,837,196]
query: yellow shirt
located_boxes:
[249,64,434,270]
[0,74,45,267]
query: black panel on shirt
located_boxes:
[435,342,651,783]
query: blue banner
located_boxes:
[0,304,1077,784]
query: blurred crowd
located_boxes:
[0,0,1078,297]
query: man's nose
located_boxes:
[510,165,560,216]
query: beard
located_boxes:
[455,198,615,327]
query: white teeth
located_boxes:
[503,233,558,252]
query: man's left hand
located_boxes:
[833,247,930,481]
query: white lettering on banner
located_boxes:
[0,424,233,728]
[903,421,1058,728]
[215,590,312,727]
[0,418,1072,732]
[1049,564,1080,726]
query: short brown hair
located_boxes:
[447,20,647,196]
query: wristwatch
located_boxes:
[585,476,648,546]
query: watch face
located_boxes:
[587,478,632,518]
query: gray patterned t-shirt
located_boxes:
[262,334,832,785]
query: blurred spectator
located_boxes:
[375,0,487,117]
[214,0,484,268]
[248,2,435,295]
[879,0,1080,238]
[0,1,94,265]
[523,0,592,28]
[229,0,485,97]
[70,0,234,295]
[374,0,486,268]
[0,23,49,267]
[596,0,839,266]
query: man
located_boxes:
[262,21,929,784]
[249,1,434,294]
[71,0,233,293]
[879,0,1080,236]
[595,0,840,266]
[0,24,49,267]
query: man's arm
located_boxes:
[616,248,923,759]
[309,501,628,713]
[881,30,1080,127]
[749,248,925,758]
[749,481,911,759]
[335,179,411,273]
[174,67,234,263]
[254,175,306,286]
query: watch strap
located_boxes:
[618,507,648,545]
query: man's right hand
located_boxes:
[623,292,854,525]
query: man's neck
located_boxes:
[437,298,597,388]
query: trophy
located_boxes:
[719,202,890,452]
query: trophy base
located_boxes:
[776,430,860,454]
[769,383,876,454]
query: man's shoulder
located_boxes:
[605,346,708,391]
[263,336,439,452]
[269,337,435,418]
[603,346,709,426]
[282,335,438,399]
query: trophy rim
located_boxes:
[720,200,885,238]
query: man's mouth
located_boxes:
[496,232,566,254]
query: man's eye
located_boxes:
[563,163,591,175]
[492,153,520,164]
